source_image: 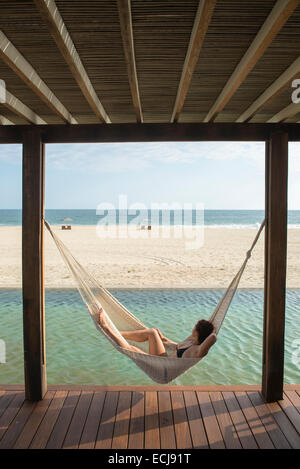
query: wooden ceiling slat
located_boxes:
[171,0,216,123]
[4,89,46,125]
[132,0,198,122]
[0,114,14,125]
[0,1,299,125]
[33,0,111,123]
[0,30,77,124]
[175,1,276,122]
[236,56,300,122]
[204,0,299,122]
[53,1,135,123]
[117,0,143,123]
[268,101,300,122]
[251,86,297,120]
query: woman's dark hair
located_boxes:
[194,319,214,344]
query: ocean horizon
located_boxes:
[1,208,300,229]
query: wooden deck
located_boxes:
[0,385,299,450]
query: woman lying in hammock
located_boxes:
[98,307,216,358]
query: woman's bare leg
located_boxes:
[121,329,167,356]
[147,329,167,356]
[153,328,177,345]
[122,328,166,342]
[98,307,167,356]
[154,328,168,341]
[121,329,153,342]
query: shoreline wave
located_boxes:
[1,223,300,229]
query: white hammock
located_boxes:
[44,219,265,384]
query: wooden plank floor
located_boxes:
[0,385,299,449]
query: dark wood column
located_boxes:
[262,131,288,402]
[22,127,47,401]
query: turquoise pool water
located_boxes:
[0,289,299,386]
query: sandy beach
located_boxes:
[0,225,299,289]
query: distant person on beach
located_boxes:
[98,307,216,358]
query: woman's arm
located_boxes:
[183,333,217,358]
[198,333,217,358]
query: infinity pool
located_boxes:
[0,289,299,386]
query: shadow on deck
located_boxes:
[0,385,299,449]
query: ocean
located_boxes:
[1,208,300,228]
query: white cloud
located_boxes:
[289,143,300,173]
[0,144,22,164]
[45,141,266,173]
[0,141,297,175]
[46,143,151,172]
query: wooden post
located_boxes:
[262,131,288,402]
[262,141,269,398]
[22,127,47,401]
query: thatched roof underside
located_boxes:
[0,0,300,126]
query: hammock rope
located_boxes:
[44,218,265,384]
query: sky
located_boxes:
[0,141,299,210]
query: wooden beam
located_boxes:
[0,124,22,142]
[39,122,276,143]
[22,127,47,401]
[117,0,143,123]
[1,122,300,144]
[33,0,110,123]
[171,0,216,123]
[268,102,300,123]
[0,31,77,124]
[4,89,47,125]
[204,0,299,122]
[37,122,300,143]
[0,115,14,125]
[237,57,300,122]
[262,141,270,404]
[262,131,288,402]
